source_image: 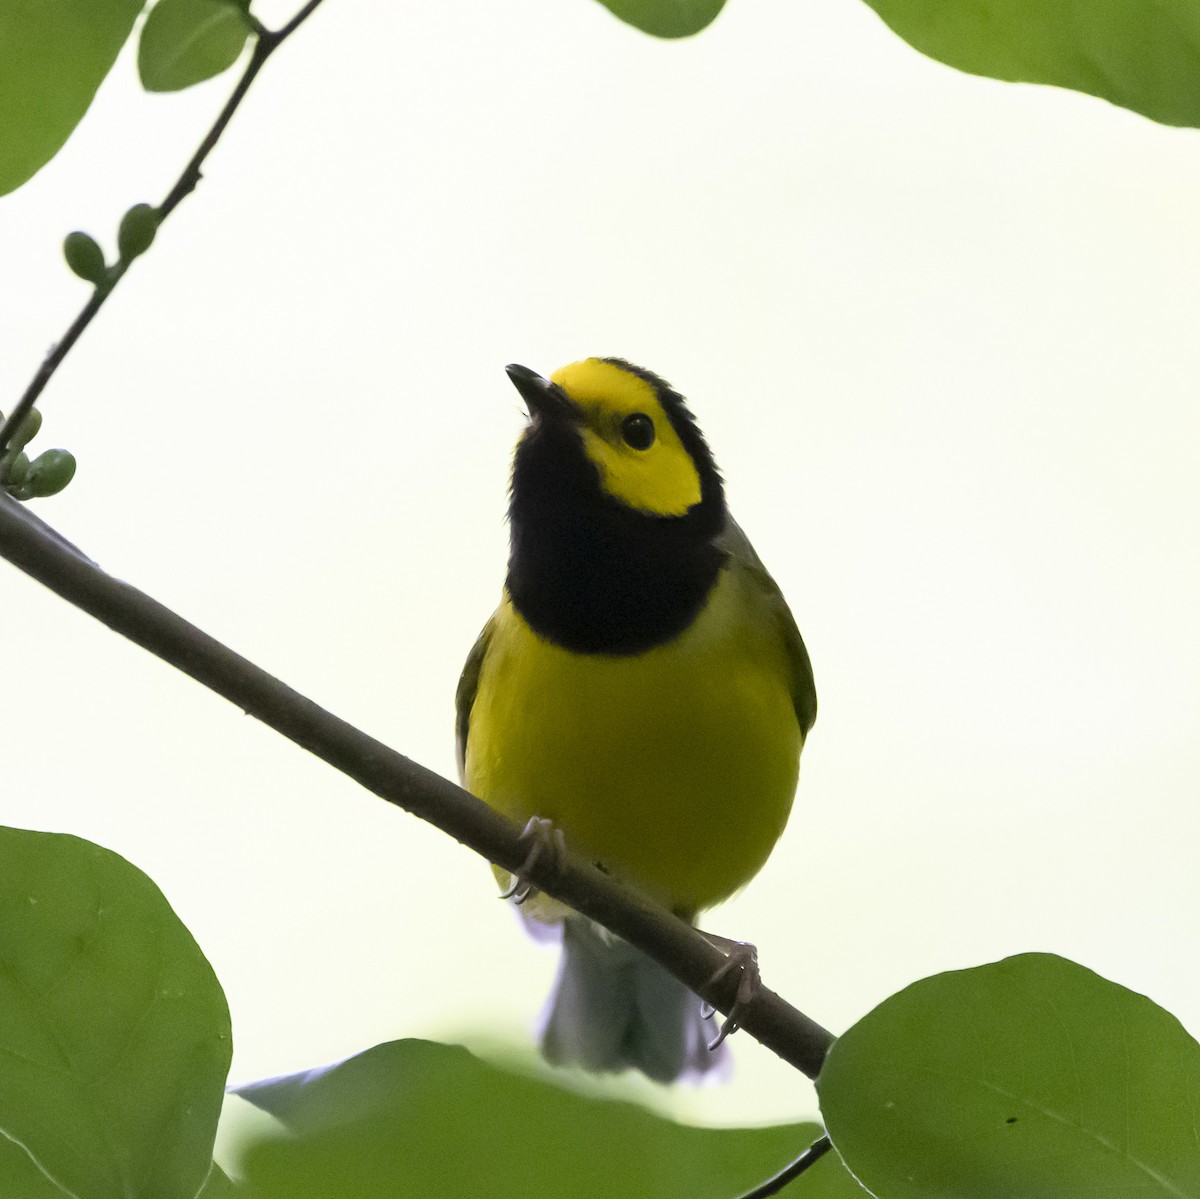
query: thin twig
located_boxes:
[0,493,836,1080]
[273,0,329,43]
[157,37,273,221]
[736,1135,835,1199]
[0,286,114,448]
[0,0,330,454]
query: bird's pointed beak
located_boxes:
[506,364,575,423]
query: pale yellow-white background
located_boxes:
[2,0,1198,1139]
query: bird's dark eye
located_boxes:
[621,413,655,451]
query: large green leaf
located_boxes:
[197,1162,241,1197]
[861,0,1200,128]
[138,0,252,92]
[0,827,232,1199]
[593,0,725,39]
[817,953,1200,1198]
[0,0,146,194]
[236,1038,864,1197]
[0,1138,78,1198]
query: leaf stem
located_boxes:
[736,1135,834,1199]
[273,0,329,43]
[0,494,837,1081]
[156,37,272,221]
[0,0,331,455]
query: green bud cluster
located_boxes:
[0,407,76,500]
[62,202,161,287]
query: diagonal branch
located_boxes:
[0,493,835,1080]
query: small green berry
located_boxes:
[63,231,107,285]
[1,451,30,486]
[25,449,77,498]
[117,203,159,262]
[8,408,42,452]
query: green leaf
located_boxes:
[0,1136,76,1197]
[0,827,232,1199]
[236,1039,865,1198]
[593,0,725,39]
[860,0,1200,128]
[0,1146,241,1199]
[817,952,1200,1198]
[138,0,252,93]
[197,1162,241,1198]
[0,0,146,195]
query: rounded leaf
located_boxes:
[236,1039,864,1198]
[63,231,108,285]
[594,0,725,38]
[118,202,160,261]
[0,0,144,195]
[861,0,1200,128]
[0,827,232,1199]
[817,953,1200,1198]
[139,0,253,93]
[25,449,77,497]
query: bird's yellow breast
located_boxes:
[464,564,803,916]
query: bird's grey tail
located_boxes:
[539,917,728,1083]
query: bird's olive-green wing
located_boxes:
[455,613,496,782]
[719,518,818,736]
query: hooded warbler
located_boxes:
[457,357,816,1082]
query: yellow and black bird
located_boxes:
[456,357,816,1082]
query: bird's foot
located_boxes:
[498,816,566,906]
[699,934,761,1050]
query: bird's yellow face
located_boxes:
[505,356,725,652]
[549,359,703,517]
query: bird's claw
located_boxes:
[702,938,761,1051]
[498,816,566,905]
